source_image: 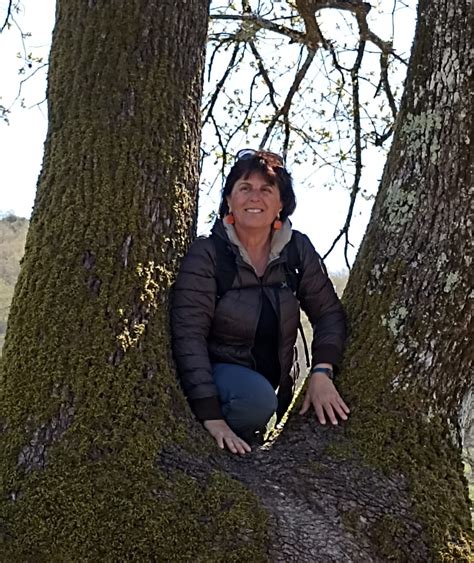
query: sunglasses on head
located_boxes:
[235,148,285,167]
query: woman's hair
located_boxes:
[218,150,297,221]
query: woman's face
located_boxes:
[226,172,282,234]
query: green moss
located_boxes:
[340,258,473,560]
[369,515,409,562]
[0,2,270,560]
[1,460,269,562]
[340,508,363,533]
[324,443,353,461]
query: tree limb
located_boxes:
[0,0,14,33]
[260,47,317,148]
[248,40,279,111]
[209,14,307,45]
[202,43,244,126]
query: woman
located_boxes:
[171,149,348,454]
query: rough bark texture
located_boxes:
[339,0,474,558]
[0,1,259,560]
[0,0,472,561]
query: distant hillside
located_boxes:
[0,214,28,351]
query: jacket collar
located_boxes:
[213,219,293,270]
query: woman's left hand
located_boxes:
[299,373,350,425]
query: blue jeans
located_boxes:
[212,363,278,441]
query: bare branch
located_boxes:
[260,47,317,148]
[226,72,260,147]
[209,14,306,45]
[248,40,278,111]
[295,0,330,49]
[210,112,228,177]
[300,0,371,14]
[324,35,365,267]
[207,36,234,81]
[6,62,48,114]
[1,0,14,33]
[202,43,244,126]
[380,53,398,119]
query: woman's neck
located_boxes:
[233,225,272,253]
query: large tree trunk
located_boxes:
[0,1,226,560]
[0,0,472,561]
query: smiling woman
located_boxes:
[170,149,349,454]
[226,173,282,242]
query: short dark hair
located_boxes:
[218,151,296,221]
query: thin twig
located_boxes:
[248,40,278,110]
[324,37,365,267]
[380,53,398,119]
[202,43,244,126]
[0,0,13,33]
[7,62,48,112]
[260,47,317,148]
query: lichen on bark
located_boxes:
[338,0,473,557]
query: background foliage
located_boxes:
[0,214,28,351]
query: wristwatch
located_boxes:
[310,367,334,381]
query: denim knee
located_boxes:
[212,363,278,435]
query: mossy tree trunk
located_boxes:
[0,0,472,561]
[338,0,473,558]
[0,1,253,560]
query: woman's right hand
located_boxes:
[203,419,252,454]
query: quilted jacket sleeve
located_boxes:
[294,232,347,373]
[170,237,223,420]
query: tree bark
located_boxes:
[0,0,472,561]
[337,0,473,558]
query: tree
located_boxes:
[0,1,472,562]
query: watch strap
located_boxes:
[310,367,334,380]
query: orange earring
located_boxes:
[225,212,235,225]
[273,213,282,230]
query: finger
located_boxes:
[233,437,251,455]
[332,400,348,421]
[224,436,238,454]
[338,397,350,414]
[231,437,246,455]
[232,440,244,455]
[299,393,311,415]
[236,440,250,455]
[216,434,225,449]
[239,439,252,453]
[324,403,338,425]
[313,401,326,424]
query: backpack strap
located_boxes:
[284,232,302,294]
[210,230,311,369]
[285,233,311,368]
[210,233,237,299]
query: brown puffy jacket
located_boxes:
[170,220,346,421]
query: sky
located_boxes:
[0,1,417,272]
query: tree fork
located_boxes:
[0,0,472,561]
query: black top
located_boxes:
[252,288,281,389]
